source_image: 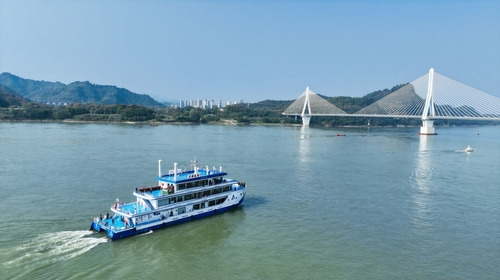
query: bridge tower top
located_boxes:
[283,86,348,125]
[301,86,313,116]
[422,68,435,120]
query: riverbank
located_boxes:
[3,118,499,130]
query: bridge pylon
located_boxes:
[420,68,437,135]
[301,86,312,126]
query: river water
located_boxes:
[0,122,499,279]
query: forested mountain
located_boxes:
[0,73,164,107]
[324,84,407,113]
[0,85,30,108]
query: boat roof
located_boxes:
[158,168,227,184]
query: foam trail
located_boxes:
[4,230,108,268]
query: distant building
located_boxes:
[177,98,240,109]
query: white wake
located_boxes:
[4,230,108,268]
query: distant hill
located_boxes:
[248,99,293,111]
[0,84,30,108]
[244,85,408,114]
[161,99,179,107]
[325,84,407,113]
[0,73,164,107]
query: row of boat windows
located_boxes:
[138,197,228,221]
[157,186,231,207]
[176,177,225,191]
[178,198,227,214]
[177,198,226,213]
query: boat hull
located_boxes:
[90,197,244,240]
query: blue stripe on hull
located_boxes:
[101,202,243,240]
[109,228,136,240]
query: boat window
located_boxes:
[158,199,169,207]
[193,204,200,210]
[212,188,223,195]
[178,207,186,214]
[217,198,226,204]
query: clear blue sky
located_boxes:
[1,0,499,102]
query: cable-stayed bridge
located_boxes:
[282,68,500,134]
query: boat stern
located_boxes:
[90,214,137,240]
[90,220,104,232]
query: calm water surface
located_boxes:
[0,123,499,279]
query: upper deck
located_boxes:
[130,161,237,202]
[158,167,227,184]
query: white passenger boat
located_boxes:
[90,160,246,240]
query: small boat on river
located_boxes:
[464,145,475,153]
[90,160,246,240]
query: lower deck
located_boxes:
[93,214,129,232]
[116,201,150,215]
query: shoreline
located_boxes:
[1,119,498,128]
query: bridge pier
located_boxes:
[302,115,311,126]
[419,119,437,135]
[420,68,437,135]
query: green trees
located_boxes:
[0,103,156,122]
[119,105,155,121]
[2,82,492,127]
[0,100,422,126]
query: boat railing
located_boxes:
[135,186,163,198]
[137,186,161,192]
[168,168,183,175]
